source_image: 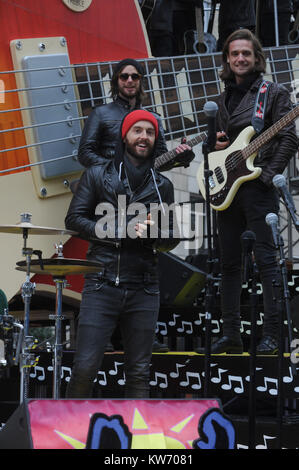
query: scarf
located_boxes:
[225,72,261,115]
[123,152,152,192]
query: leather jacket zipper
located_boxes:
[115,205,125,286]
[115,250,120,286]
[112,173,157,286]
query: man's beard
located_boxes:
[126,141,154,162]
[119,88,140,101]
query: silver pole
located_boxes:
[52,277,67,399]
[273,0,279,46]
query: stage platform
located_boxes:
[1,350,299,449]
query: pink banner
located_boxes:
[28,399,220,449]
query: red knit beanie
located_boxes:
[121,110,159,139]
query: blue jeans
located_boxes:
[66,279,160,398]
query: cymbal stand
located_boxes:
[50,242,67,399]
[19,213,36,403]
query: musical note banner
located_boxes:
[157,270,299,345]
[16,351,299,401]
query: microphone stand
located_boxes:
[240,230,258,449]
[274,233,296,448]
[275,234,295,361]
[247,251,259,450]
[202,136,218,398]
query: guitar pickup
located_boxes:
[214,166,224,184]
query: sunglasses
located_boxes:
[119,73,141,82]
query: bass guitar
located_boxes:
[197,104,299,211]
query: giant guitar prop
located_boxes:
[197,104,299,211]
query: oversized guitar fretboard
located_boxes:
[2,43,299,178]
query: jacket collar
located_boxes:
[114,95,142,111]
[221,74,265,118]
[224,72,263,93]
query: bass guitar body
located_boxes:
[197,126,261,211]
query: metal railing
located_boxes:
[1,45,299,256]
[0,47,298,171]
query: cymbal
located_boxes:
[16,258,103,276]
[0,222,77,236]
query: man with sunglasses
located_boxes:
[77,58,194,170]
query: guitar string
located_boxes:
[212,130,271,177]
[209,111,296,185]
[212,127,283,179]
[158,106,295,180]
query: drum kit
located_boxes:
[0,213,103,402]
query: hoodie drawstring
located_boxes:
[151,169,165,215]
[118,161,123,181]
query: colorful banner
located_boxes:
[28,399,221,449]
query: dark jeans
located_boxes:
[217,180,280,340]
[66,280,160,399]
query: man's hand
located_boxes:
[135,213,155,238]
[158,138,195,171]
[175,142,193,154]
[215,131,230,151]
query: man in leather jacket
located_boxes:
[196,29,298,355]
[78,57,193,171]
[65,110,181,398]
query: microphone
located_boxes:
[241,230,256,282]
[272,174,299,230]
[203,101,218,151]
[265,212,280,248]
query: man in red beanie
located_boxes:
[65,110,183,399]
[77,58,194,353]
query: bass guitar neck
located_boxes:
[154,131,206,171]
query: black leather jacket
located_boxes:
[216,76,298,186]
[78,96,168,167]
[65,159,180,287]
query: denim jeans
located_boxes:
[66,279,160,398]
[217,180,280,339]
